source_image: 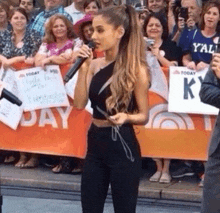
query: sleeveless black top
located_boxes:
[89,61,137,119]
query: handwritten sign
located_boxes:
[0,68,23,130]
[15,65,70,111]
[0,98,23,130]
[168,66,219,115]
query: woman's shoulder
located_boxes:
[90,57,105,73]
[1,29,11,36]
[188,28,200,40]
[161,38,178,50]
[25,28,41,38]
[162,38,176,46]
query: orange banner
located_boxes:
[0,64,215,160]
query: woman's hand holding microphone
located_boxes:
[77,44,93,71]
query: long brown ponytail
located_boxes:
[98,5,149,113]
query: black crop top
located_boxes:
[89,61,137,119]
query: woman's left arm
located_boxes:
[151,46,177,67]
[46,54,73,64]
[3,56,26,66]
[110,66,150,125]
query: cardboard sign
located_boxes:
[168,66,219,115]
[0,98,23,130]
[15,65,70,111]
[0,68,23,130]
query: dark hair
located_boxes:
[83,0,101,10]
[19,0,36,7]
[79,21,92,43]
[44,14,76,44]
[200,0,220,32]
[9,7,29,22]
[143,12,168,40]
[0,1,10,19]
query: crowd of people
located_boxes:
[0,0,219,189]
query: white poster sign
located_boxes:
[0,68,23,130]
[0,98,23,130]
[15,65,70,111]
[168,66,219,115]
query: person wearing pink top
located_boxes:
[35,14,79,68]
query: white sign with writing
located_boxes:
[15,65,69,111]
[168,66,219,115]
[0,67,23,130]
[0,98,23,130]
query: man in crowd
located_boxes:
[147,0,166,13]
[172,0,202,48]
[19,0,41,27]
[30,0,72,37]
[64,0,84,24]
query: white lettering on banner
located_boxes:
[145,104,195,130]
[169,66,219,115]
[20,107,73,128]
[39,108,58,128]
[56,107,73,129]
[203,115,213,131]
[20,111,37,127]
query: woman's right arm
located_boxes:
[73,45,94,109]
[35,43,49,66]
[182,53,196,70]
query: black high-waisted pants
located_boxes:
[81,123,142,213]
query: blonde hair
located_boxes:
[43,14,76,44]
[98,5,149,113]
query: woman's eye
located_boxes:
[97,28,104,33]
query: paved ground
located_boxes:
[0,158,204,213]
[3,196,201,213]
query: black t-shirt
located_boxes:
[160,39,183,66]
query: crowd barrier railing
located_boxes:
[0,63,215,160]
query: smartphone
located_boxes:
[179,7,188,22]
[145,38,155,47]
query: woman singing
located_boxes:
[74,5,150,213]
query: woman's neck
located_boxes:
[14,29,25,36]
[13,29,25,42]
[0,21,8,31]
[153,37,163,47]
[105,46,118,63]
[202,27,216,37]
[56,36,68,44]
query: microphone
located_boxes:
[0,82,22,106]
[0,88,22,106]
[64,41,96,83]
